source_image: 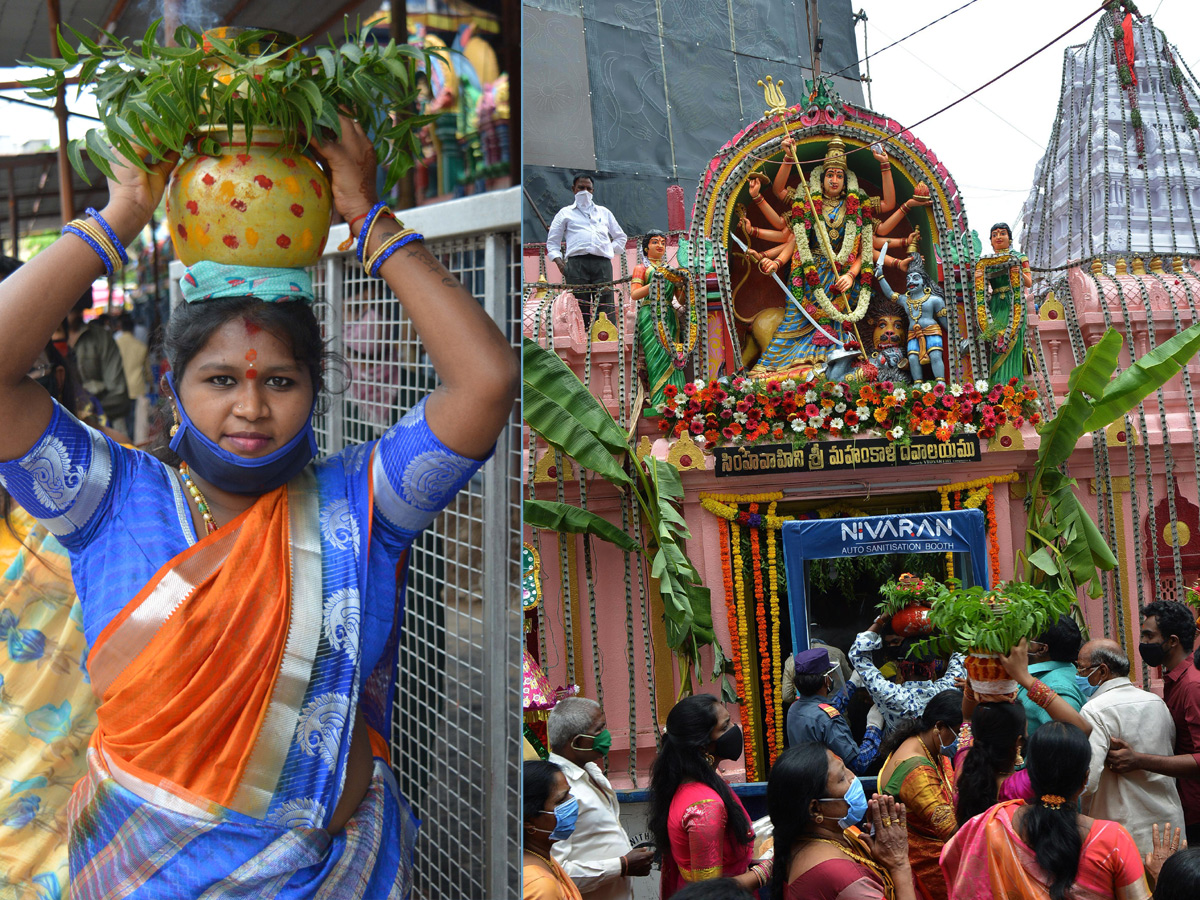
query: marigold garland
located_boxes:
[750,510,775,764]
[730,520,759,779]
[718,516,746,736]
[936,474,1020,585]
[766,503,783,766]
[974,253,1025,354]
[700,492,791,530]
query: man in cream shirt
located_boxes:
[547,697,653,900]
[1076,639,1185,854]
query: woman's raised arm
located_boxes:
[0,148,174,461]
[313,117,518,461]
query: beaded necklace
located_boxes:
[179,462,218,535]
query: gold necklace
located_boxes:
[802,835,896,898]
[905,288,931,320]
[524,848,570,890]
[919,734,954,799]
[179,462,218,535]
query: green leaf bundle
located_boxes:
[25,21,442,190]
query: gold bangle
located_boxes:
[365,228,418,274]
[71,219,120,271]
[361,206,396,259]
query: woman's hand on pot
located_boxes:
[103,139,180,243]
[1000,638,1032,684]
[311,114,379,224]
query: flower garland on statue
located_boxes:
[750,508,776,763]
[729,518,759,779]
[657,376,1040,449]
[766,502,783,766]
[974,254,1025,355]
[789,186,875,324]
[652,265,701,369]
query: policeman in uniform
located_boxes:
[785,647,883,775]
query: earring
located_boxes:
[703,752,716,768]
[813,813,824,823]
[169,405,181,439]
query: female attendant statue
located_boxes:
[631,230,694,409]
[974,223,1032,384]
[737,137,927,378]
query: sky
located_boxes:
[0,67,98,155]
[2,1,1199,250]
[851,0,1198,247]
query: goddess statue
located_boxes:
[631,230,693,408]
[737,135,928,377]
[974,222,1032,384]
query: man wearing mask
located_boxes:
[545,175,627,325]
[1015,613,1086,735]
[547,697,652,900]
[1107,600,1200,845]
[786,648,884,775]
[1075,639,1184,855]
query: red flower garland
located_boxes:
[986,485,1000,588]
[750,507,776,763]
[718,517,746,712]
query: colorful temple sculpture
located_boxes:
[523,3,1200,793]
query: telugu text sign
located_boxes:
[712,434,981,478]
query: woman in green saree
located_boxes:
[877,689,964,900]
[631,231,690,409]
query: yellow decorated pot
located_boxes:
[166,128,332,268]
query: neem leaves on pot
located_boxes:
[23,21,440,191]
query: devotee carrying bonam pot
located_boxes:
[0,112,518,896]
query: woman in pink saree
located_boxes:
[942,722,1172,900]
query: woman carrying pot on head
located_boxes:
[524,759,584,900]
[648,694,771,898]
[876,689,964,900]
[0,116,518,896]
[942,722,1171,900]
[955,638,1094,824]
[768,742,916,900]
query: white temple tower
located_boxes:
[1019,8,1200,270]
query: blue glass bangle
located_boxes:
[62,223,115,276]
[369,232,424,277]
[84,207,129,266]
[356,201,388,264]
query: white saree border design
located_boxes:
[232,468,323,818]
[86,524,243,699]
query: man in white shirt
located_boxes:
[1076,638,1185,855]
[545,175,628,325]
[547,697,652,900]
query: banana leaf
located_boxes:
[1080,320,1200,433]
[523,383,632,488]
[523,339,630,453]
[1033,330,1122,484]
[523,499,640,553]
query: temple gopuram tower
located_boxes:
[1020,6,1200,268]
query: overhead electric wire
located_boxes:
[828,0,986,81]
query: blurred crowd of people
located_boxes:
[524,600,1200,900]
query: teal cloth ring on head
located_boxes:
[180,261,314,304]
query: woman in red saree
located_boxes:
[648,695,768,897]
[768,742,917,900]
[941,722,1164,900]
[877,689,963,900]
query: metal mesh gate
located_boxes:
[169,188,522,899]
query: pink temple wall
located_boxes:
[524,255,1200,787]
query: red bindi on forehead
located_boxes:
[244,319,261,336]
[245,348,258,378]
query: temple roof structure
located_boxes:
[1019,8,1200,270]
